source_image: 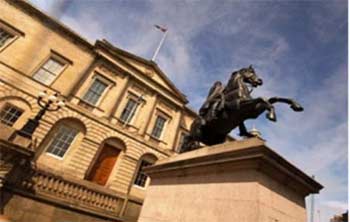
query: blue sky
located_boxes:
[29,0,347,221]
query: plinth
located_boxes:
[138,138,322,222]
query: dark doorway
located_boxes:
[86,143,120,186]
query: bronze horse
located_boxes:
[180,65,303,153]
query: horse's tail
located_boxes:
[180,118,203,153]
[179,134,199,153]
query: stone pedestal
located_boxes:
[138,138,322,222]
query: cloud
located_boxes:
[309,0,347,43]
[323,200,348,211]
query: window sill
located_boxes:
[45,152,64,160]
[78,99,104,112]
[78,99,96,110]
[148,134,167,146]
[117,118,139,130]
[149,135,162,142]
[117,118,132,126]
[133,184,147,190]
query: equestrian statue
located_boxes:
[180,65,303,153]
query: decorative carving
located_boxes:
[158,101,174,114]
[131,83,144,94]
[98,64,126,79]
[144,67,154,77]
[131,83,150,98]
[99,65,116,76]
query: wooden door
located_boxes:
[87,144,120,186]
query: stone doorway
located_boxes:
[86,143,120,186]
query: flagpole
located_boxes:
[151,30,168,62]
[310,175,315,222]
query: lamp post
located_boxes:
[17,91,65,139]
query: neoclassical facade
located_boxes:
[0,1,201,221]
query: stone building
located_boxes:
[0,0,206,221]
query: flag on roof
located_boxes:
[154,25,167,33]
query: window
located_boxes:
[0,20,23,52]
[46,125,78,158]
[120,99,138,123]
[33,58,65,85]
[134,160,152,187]
[0,28,14,48]
[82,78,108,105]
[151,116,166,139]
[0,103,23,126]
[177,132,187,152]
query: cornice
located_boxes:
[6,0,95,52]
[145,138,323,195]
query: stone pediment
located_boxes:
[95,40,188,104]
[121,57,172,90]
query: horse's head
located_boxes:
[239,65,263,87]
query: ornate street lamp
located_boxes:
[17,91,65,139]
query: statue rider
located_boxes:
[199,81,225,125]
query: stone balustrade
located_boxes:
[13,169,125,219]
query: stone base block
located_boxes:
[138,138,322,222]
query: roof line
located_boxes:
[8,0,94,51]
[98,39,188,103]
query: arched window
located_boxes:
[133,153,157,188]
[46,124,79,158]
[86,137,126,186]
[40,118,86,159]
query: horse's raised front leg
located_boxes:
[255,97,277,122]
[268,97,304,112]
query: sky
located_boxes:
[29,0,348,221]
